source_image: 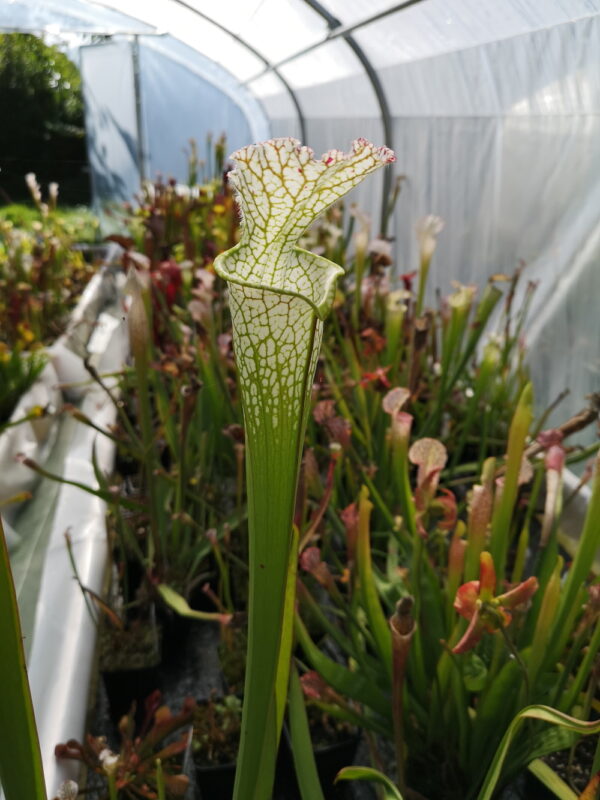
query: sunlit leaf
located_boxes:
[336,766,404,799]
[0,518,47,800]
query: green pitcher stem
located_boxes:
[230,285,322,800]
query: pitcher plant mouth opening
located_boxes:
[214,137,395,800]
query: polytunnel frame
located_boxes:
[168,0,422,234]
[171,0,307,144]
[103,0,423,234]
[3,0,421,229]
[300,0,405,234]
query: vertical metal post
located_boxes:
[132,35,147,183]
[78,47,99,212]
[302,0,395,235]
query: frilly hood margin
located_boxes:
[214,137,395,319]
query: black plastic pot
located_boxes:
[193,758,236,799]
[101,664,162,727]
[314,731,362,798]
[99,613,163,727]
[279,725,361,800]
[158,606,193,667]
[499,771,556,800]
[192,736,292,800]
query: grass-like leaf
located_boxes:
[336,766,405,799]
[288,664,326,800]
[0,517,47,800]
[156,583,232,624]
[478,705,600,800]
[526,759,577,800]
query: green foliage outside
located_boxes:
[0,34,89,205]
[0,204,100,243]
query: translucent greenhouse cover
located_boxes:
[2,0,599,444]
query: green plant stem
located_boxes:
[498,624,530,702]
[231,295,320,800]
[415,255,430,317]
[288,664,326,800]
[546,454,600,668]
[156,759,166,800]
[489,383,533,578]
[107,773,118,800]
[135,356,163,567]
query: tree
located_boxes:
[0,34,89,204]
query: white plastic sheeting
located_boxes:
[138,37,269,181]
[0,0,153,36]
[0,267,129,800]
[266,9,600,450]
[80,35,269,202]
[80,40,141,204]
[3,0,599,433]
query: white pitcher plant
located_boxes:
[214,137,395,799]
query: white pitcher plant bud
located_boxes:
[25,172,42,209]
[125,267,151,365]
[99,747,119,776]
[416,214,444,264]
[57,779,79,800]
[48,182,59,211]
[415,214,444,314]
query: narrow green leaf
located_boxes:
[357,486,392,680]
[489,382,533,578]
[156,584,232,623]
[156,759,166,800]
[560,617,600,712]
[447,284,503,393]
[0,517,47,800]
[336,766,405,799]
[548,453,600,667]
[508,728,577,778]
[274,526,300,736]
[478,705,600,800]
[297,582,365,665]
[470,659,521,774]
[288,665,326,800]
[527,556,563,689]
[295,614,391,722]
[527,760,577,800]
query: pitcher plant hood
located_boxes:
[214,137,395,319]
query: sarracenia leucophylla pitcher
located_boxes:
[214,138,395,800]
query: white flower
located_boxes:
[57,780,79,800]
[99,747,119,776]
[25,172,42,206]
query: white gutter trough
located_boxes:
[1,253,129,799]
